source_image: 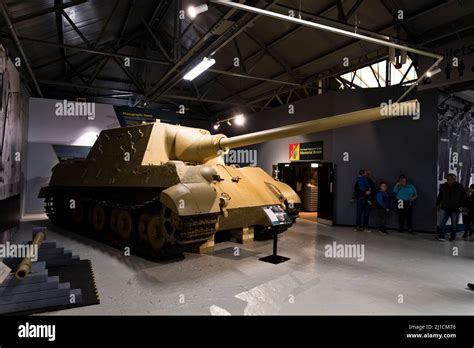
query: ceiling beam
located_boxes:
[380,0,417,40]
[400,61,414,84]
[0,0,43,96]
[221,0,444,105]
[9,0,87,24]
[94,0,119,46]
[60,8,89,45]
[142,17,172,62]
[346,0,364,22]
[419,12,474,46]
[141,6,242,103]
[112,56,145,93]
[233,37,247,74]
[194,3,338,101]
[336,0,347,23]
[54,0,67,75]
[12,36,170,65]
[147,0,279,103]
[10,34,304,90]
[61,5,146,94]
[243,31,299,82]
[245,52,387,107]
[35,79,244,107]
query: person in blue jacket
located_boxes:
[393,174,418,233]
[353,169,372,231]
[375,182,391,233]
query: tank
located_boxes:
[39,100,417,258]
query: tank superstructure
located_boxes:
[39,100,417,257]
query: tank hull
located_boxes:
[39,158,300,258]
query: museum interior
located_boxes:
[0,0,474,316]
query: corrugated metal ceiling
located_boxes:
[0,0,473,120]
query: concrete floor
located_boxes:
[14,215,474,315]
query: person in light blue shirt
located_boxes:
[393,174,418,233]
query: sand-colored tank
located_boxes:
[39,100,416,257]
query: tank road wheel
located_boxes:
[138,214,152,247]
[72,201,86,226]
[161,207,179,239]
[110,209,120,233]
[116,210,133,241]
[147,216,167,254]
[91,204,106,233]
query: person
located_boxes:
[353,169,372,232]
[462,184,474,238]
[375,182,391,233]
[393,174,418,233]
[457,112,471,187]
[365,170,377,204]
[436,173,466,241]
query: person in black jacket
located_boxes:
[462,184,474,238]
[436,174,466,241]
[366,170,377,203]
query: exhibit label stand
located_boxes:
[258,206,291,265]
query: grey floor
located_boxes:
[14,215,474,315]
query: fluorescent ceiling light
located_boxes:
[187,4,209,19]
[183,57,216,81]
[234,114,245,126]
[426,67,441,78]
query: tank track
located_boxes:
[44,194,218,260]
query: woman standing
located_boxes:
[393,174,418,233]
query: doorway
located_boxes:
[274,162,335,225]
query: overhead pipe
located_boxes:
[0,0,43,97]
[211,0,443,102]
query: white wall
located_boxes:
[28,98,120,145]
[25,98,121,214]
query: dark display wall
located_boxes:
[332,89,438,231]
[437,91,474,188]
[226,86,438,232]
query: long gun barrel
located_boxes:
[168,100,417,163]
[218,100,418,151]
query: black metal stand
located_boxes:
[259,228,290,264]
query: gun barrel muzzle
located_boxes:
[15,231,45,280]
